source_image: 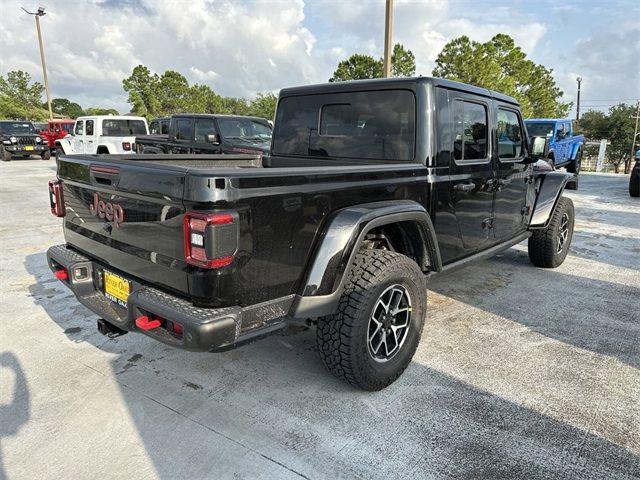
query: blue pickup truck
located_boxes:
[525,119,584,173]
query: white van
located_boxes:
[55,115,148,156]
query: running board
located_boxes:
[433,232,531,277]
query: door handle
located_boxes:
[454,182,476,192]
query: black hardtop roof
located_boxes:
[278,76,519,107]
[169,113,270,122]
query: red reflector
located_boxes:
[135,316,161,330]
[122,142,131,151]
[172,322,183,334]
[210,256,234,268]
[48,180,65,217]
[54,269,68,280]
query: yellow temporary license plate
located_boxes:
[104,270,130,307]
[25,146,34,151]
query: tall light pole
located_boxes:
[22,6,53,120]
[382,0,393,78]
[575,76,582,121]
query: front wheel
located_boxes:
[528,196,575,268]
[55,147,64,159]
[41,150,51,160]
[1,146,11,162]
[316,249,427,391]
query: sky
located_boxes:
[1,0,639,116]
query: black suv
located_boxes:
[136,114,272,156]
[0,120,51,161]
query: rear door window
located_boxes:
[85,120,95,136]
[453,100,488,162]
[175,119,193,141]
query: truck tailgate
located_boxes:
[57,156,189,296]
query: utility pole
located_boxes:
[626,101,640,174]
[382,0,393,78]
[22,6,53,121]
[575,76,582,121]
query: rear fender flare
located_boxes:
[54,139,70,154]
[289,200,441,319]
[529,171,578,229]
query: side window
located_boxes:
[74,120,84,136]
[453,100,488,161]
[497,109,524,159]
[85,120,94,136]
[161,121,169,134]
[565,122,572,137]
[194,118,217,142]
[556,123,566,141]
[175,119,193,141]
[149,121,158,134]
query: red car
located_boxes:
[39,119,75,148]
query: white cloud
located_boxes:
[0,0,636,117]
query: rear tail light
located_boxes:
[183,212,237,268]
[122,142,131,151]
[48,180,65,217]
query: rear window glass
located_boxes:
[101,119,147,136]
[272,90,415,161]
[526,122,554,137]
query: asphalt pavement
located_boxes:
[0,158,638,479]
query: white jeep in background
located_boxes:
[55,115,148,156]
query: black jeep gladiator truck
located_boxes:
[47,77,577,390]
[135,114,272,157]
[1,120,51,161]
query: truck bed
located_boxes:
[55,153,427,307]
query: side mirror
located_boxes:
[523,136,549,164]
[206,133,220,144]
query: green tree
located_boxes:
[0,70,47,120]
[122,65,160,117]
[248,93,277,120]
[576,105,637,173]
[329,43,416,82]
[84,107,119,116]
[605,104,637,173]
[433,34,571,118]
[51,98,83,118]
[221,97,251,116]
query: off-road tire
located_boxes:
[630,169,639,197]
[41,150,51,160]
[56,147,64,160]
[567,149,582,174]
[1,146,11,162]
[528,196,575,268]
[316,249,427,391]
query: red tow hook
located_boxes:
[135,315,161,331]
[54,268,68,280]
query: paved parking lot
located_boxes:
[1,159,638,479]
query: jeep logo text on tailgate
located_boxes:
[89,193,124,227]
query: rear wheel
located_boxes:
[1,146,11,162]
[316,249,427,391]
[528,196,574,268]
[567,149,582,174]
[41,150,51,160]
[56,147,64,159]
[630,168,640,197]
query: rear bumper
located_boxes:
[46,244,292,352]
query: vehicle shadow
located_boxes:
[575,206,640,230]
[0,352,31,480]
[428,248,640,370]
[23,252,640,479]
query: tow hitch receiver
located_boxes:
[135,315,162,331]
[97,318,127,338]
